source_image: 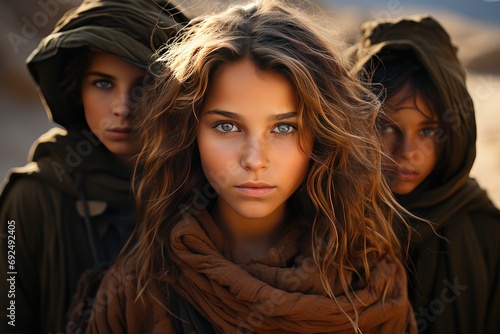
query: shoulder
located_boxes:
[1,171,63,216]
[431,181,500,244]
[466,206,500,257]
[446,197,500,246]
[0,170,66,262]
[2,172,57,197]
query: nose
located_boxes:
[111,90,131,118]
[400,135,420,161]
[240,136,269,171]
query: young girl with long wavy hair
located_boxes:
[88,1,416,333]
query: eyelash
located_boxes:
[92,80,113,89]
[272,122,296,136]
[420,128,437,137]
[213,122,238,135]
[380,124,438,138]
[212,122,297,136]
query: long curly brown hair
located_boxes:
[128,0,409,329]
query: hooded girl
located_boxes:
[350,15,500,333]
[0,0,189,332]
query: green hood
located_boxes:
[26,0,191,130]
[349,15,479,225]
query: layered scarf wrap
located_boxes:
[168,210,416,333]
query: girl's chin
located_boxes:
[392,183,417,195]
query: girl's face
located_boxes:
[380,88,439,195]
[197,58,313,239]
[81,52,145,163]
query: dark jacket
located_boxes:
[350,15,500,334]
[0,0,189,332]
[0,128,135,333]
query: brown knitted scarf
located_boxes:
[168,210,416,333]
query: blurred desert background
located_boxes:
[1,0,499,206]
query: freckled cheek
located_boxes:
[85,106,113,132]
[287,157,311,190]
[197,132,241,185]
[200,142,233,169]
[277,141,311,175]
[83,102,101,130]
[82,100,116,143]
[415,139,437,157]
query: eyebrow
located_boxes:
[205,110,298,121]
[85,71,115,79]
[420,119,439,125]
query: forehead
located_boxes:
[203,58,298,117]
[387,87,437,121]
[85,52,145,76]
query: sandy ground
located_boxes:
[0,0,499,207]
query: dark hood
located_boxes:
[26,0,191,130]
[349,15,478,217]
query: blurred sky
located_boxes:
[318,0,500,27]
[1,0,499,196]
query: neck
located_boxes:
[212,200,287,264]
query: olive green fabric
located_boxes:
[350,15,500,333]
[0,1,190,332]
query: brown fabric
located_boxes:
[168,210,415,333]
[67,268,107,330]
[86,265,175,333]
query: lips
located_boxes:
[106,127,133,139]
[396,169,419,182]
[108,126,132,133]
[235,182,276,197]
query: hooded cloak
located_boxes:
[27,0,191,131]
[350,15,500,334]
[0,1,189,333]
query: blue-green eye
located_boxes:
[94,80,113,89]
[215,122,239,133]
[272,123,295,134]
[420,128,436,137]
